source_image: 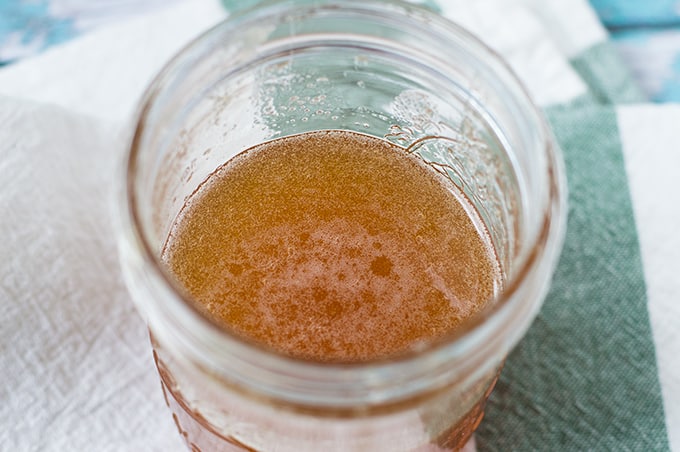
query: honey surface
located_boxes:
[163,130,498,362]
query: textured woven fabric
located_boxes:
[479,104,668,451]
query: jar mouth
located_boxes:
[119,0,567,411]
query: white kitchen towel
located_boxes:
[0,99,179,450]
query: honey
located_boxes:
[162,130,499,362]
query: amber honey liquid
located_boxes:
[162,130,499,362]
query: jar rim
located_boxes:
[119,0,567,411]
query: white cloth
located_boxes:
[0,101,179,450]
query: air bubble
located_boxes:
[354,55,369,66]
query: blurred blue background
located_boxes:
[1,0,679,102]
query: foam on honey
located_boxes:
[163,130,499,362]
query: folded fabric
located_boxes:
[0,0,677,451]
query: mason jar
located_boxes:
[117,1,567,450]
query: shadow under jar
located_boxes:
[117,1,567,451]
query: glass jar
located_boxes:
[116,1,567,450]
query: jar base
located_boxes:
[155,350,498,452]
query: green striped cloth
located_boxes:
[482,102,668,449]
